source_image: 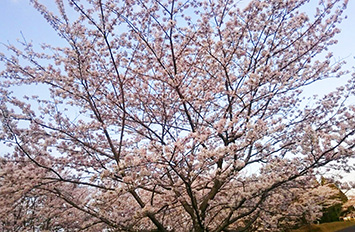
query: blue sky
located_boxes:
[1,0,354,58]
[1,0,57,45]
[1,0,354,92]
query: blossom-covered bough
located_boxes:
[0,0,354,231]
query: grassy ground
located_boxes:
[292,221,355,232]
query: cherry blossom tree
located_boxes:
[1,0,354,231]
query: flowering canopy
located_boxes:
[0,0,354,231]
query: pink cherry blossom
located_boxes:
[0,0,354,231]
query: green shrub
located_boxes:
[320,203,343,223]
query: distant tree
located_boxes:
[318,177,348,223]
[0,0,354,231]
[342,197,355,219]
